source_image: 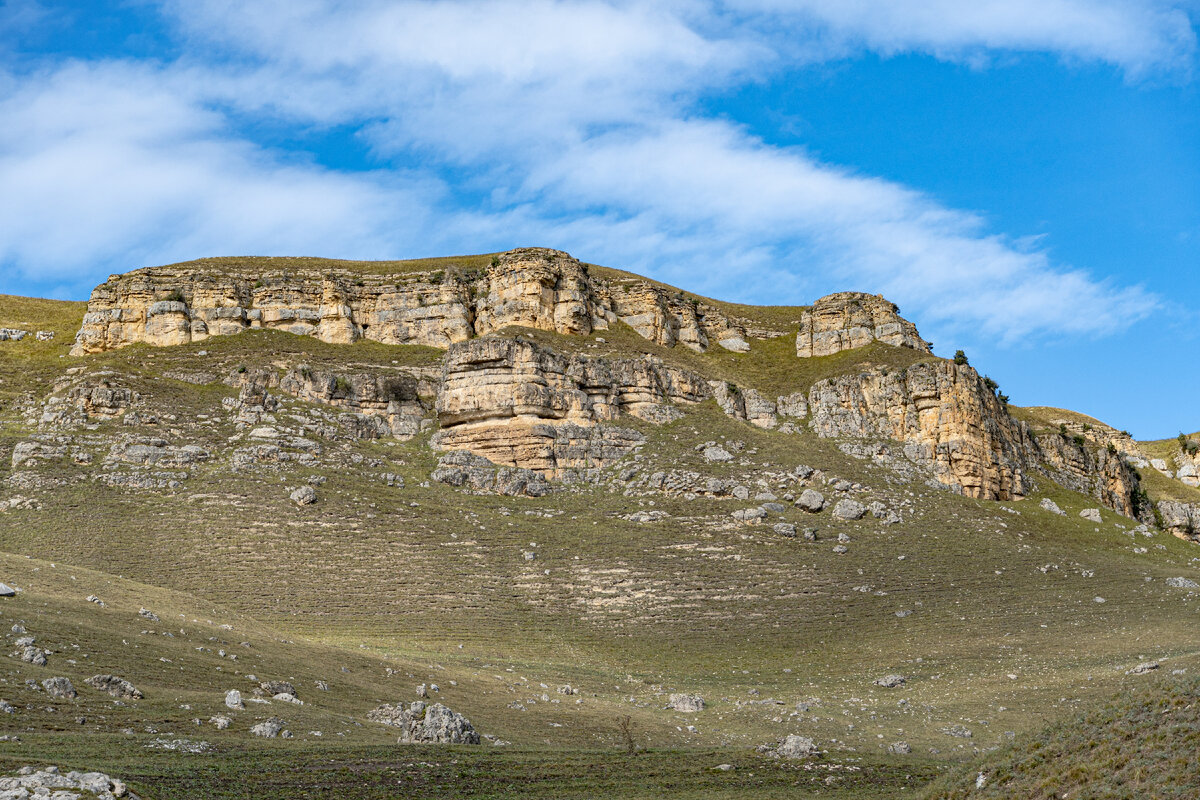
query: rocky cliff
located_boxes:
[431,337,708,476]
[70,248,758,356]
[807,361,1031,500]
[796,292,931,358]
[65,246,1155,521]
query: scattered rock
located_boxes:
[42,677,77,699]
[250,717,287,738]
[832,499,867,520]
[702,445,733,463]
[941,724,973,738]
[667,694,705,712]
[796,489,826,513]
[0,583,15,597]
[85,675,143,699]
[290,485,317,506]
[1039,499,1065,516]
[1127,661,1160,675]
[773,734,819,758]
[1079,508,1102,523]
[732,507,767,524]
[888,741,912,754]
[225,689,245,710]
[367,701,481,744]
[211,715,231,730]
[874,674,906,688]
[138,608,159,622]
[0,765,129,798]
[12,645,47,666]
[1166,577,1200,589]
[773,522,797,537]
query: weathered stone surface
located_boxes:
[42,677,76,699]
[1158,501,1200,540]
[773,735,819,758]
[667,694,706,712]
[70,248,752,356]
[1035,433,1140,518]
[231,365,430,440]
[367,701,481,744]
[809,361,1032,501]
[1040,499,1065,516]
[433,337,707,476]
[251,717,287,737]
[796,293,930,358]
[832,499,867,520]
[796,489,826,513]
[85,675,143,699]
[1080,508,1103,523]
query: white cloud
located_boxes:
[0,62,446,293]
[0,0,1177,341]
[735,0,1198,75]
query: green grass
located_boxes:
[922,677,1200,799]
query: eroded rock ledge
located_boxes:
[796,292,931,358]
[71,248,757,356]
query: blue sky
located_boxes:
[0,0,1197,438]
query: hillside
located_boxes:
[1,247,1199,797]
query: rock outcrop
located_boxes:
[796,293,930,358]
[432,337,707,476]
[1035,433,1141,518]
[367,701,481,744]
[229,366,431,440]
[808,361,1031,500]
[1158,501,1200,541]
[71,248,753,356]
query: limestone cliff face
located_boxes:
[796,293,931,358]
[229,366,432,439]
[1158,501,1200,540]
[808,361,1031,500]
[71,248,752,356]
[1035,434,1140,518]
[432,337,709,476]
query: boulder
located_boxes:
[874,674,906,688]
[1039,498,1065,516]
[1080,508,1103,523]
[702,446,733,463]
[1127,661,1160,675]
[1167,577,1200,589]
[225,689,245,710]
[251,717,286,738]
[773,522,797,537]
[832,499,867,520]
[774,735,819,758]
[290,485,317,506]
[42,677,77,699]
[367,701,481,744]
[0,583,15,597]
[796,489,826,513]
[85,675,143,699]
[667,694,706,712]
[732,507,767,524]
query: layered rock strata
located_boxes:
[432,337,709,476]
[71,248,753,356]
[796,293,931,358]
[229,366,432,440]
[807,361,1032,500]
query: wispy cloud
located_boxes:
[0,0,1179,339]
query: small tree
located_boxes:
[953,350,969,366]
[616,715,636,756]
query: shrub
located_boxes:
[1073,435,1087,447]
[490,255,501,268]
[953,350,969,366]
[165,289,186,304]
[334,377,353,396]
[429,270,444,284]
[1059,424,1069,437]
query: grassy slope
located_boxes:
[922,677,1200,799]
[2,285,1200,797]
